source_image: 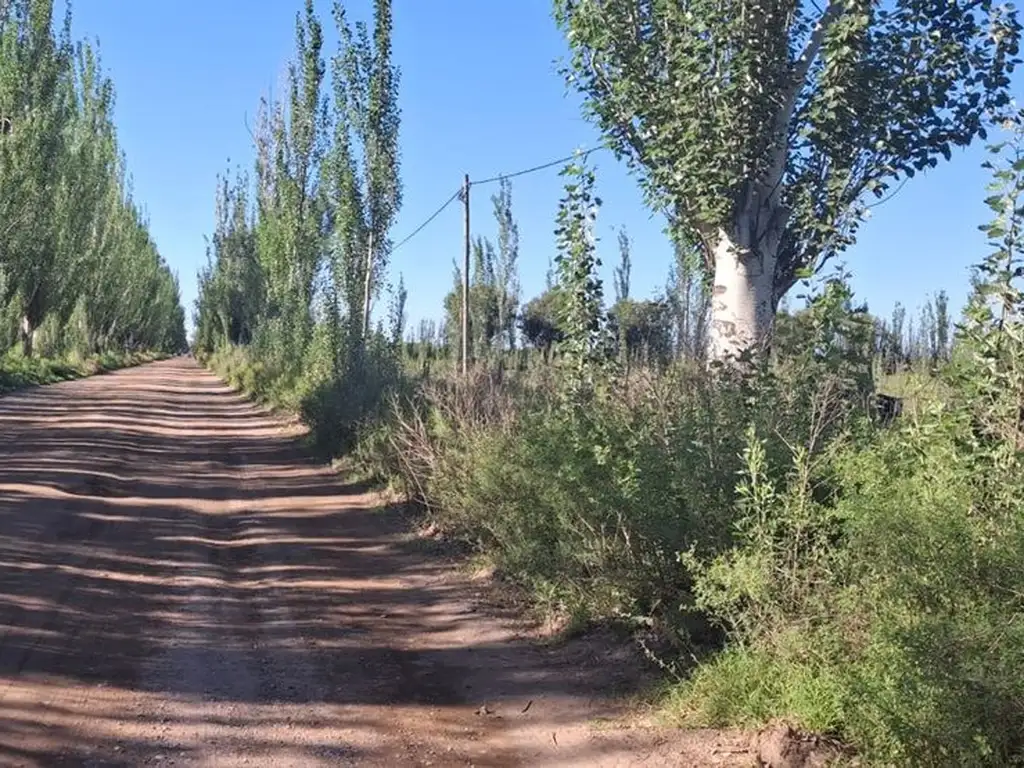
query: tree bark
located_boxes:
[708,225,777,362]
[361,230,374,340]
[20,315,34,358]
[703,5,841,365]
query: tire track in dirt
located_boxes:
[0,357,752,767]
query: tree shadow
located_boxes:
[0,358,681,766]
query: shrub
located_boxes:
[675,120,1024,765]
[679,399,1024,765]
[299,335,406,457]
[0,348,161,394]
[208,327,407,460]
[367,346,858,640]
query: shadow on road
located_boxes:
[0,358,676,767]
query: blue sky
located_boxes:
[64,0,1020,337]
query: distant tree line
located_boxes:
[874,292,953,373]
[401,197,712,370]
[402,188,950,379]
[0,0,186,359]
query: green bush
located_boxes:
[299,338,407,457]
[0,348,162,394]
[677,399,1024,766]
[367,342,860,640]
[207,329,407,460]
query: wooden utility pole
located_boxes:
[461,173,471,375]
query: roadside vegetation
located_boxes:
[0,349,166,394]
[193,0,1024,764]
[0,0,187,394]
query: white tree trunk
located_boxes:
[361,230,374,339]
[20,315,33,358]
[708,226,776,362]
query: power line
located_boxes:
[865,177,910,210]
[471,145,603,186]
[391,187,462,253]
[390,145,604,254]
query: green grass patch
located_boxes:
[876,368,950,417]
[664,643,846,733]
[0,349,165,394]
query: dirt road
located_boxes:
[0,358,751,767]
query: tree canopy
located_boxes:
[556,0,1021,357]
[0,0,185,358]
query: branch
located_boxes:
[763,1,846,199]
[588,54,646,160]
[1,207,27,241]
[791,2,845,121]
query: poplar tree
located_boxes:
[0,0,185,357]
[556,0,1021,361]
[492,178,520,350]
[327,0,402,345]
[613,227,631,303]
[253,0,327,365]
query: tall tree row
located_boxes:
[873,291,952,372]
[194,0,403,435]
[0,0,186,358]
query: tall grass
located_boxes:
[0,349,166,394]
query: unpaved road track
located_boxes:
[0,358,751,767]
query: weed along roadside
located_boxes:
[0,351,174,395]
